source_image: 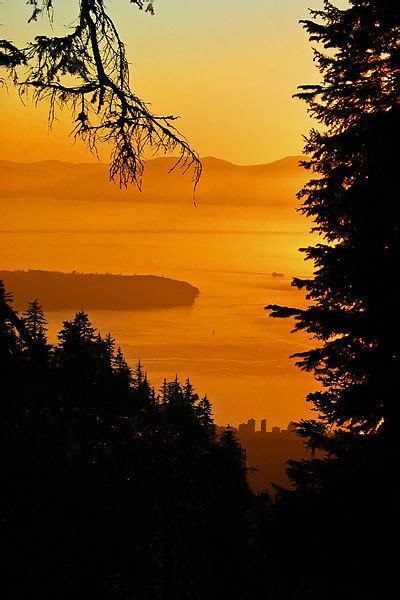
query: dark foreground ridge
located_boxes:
[0,270,200,311]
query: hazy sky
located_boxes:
[1,1,343,425]
[0,0,339,164]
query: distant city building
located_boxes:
[235,419,296,436]
[238,418,256,434]
[248,418,256,434]
[238,422,248,434]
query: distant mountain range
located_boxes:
[0,270,200,311]
[0,155,308,206]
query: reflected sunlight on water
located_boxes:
[0,200,318,426]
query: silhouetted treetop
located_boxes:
[0,288,255,598]
[0,279,34,350]
[22,299,48,344]
[297,0,399,126]
[267,0,400,441]
[264,6,400,596]
[0,0,201,190]
[58,311,97,350]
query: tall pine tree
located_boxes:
[264,5,400,595]
[22,299,50,365]
[0,281,17,364]
[267,0,400,447]
[22,299,48,344]
[56,311,98,408]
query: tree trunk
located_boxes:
[0,298,34,349]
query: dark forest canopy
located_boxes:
[1,284,257,598]
[0,270,200,310]
[0,0,201,190]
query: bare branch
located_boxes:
[2,0,201,190]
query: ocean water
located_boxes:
[0,198,318,427]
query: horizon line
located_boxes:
[0,154,306,170]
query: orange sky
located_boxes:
[0,1,335,427]
[0,0,339,165]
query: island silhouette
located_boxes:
[0,270,200,311]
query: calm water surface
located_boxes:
[1,199,318,426]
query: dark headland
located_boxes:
[0,270,200,311]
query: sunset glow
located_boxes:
[2,2,396,595]
[0,0,328,428]
[0,0,320,164]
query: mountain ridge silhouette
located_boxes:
[0,155,307,206]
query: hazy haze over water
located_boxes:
[1,198,317,427]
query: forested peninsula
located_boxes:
[0,270,200,310]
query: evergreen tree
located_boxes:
[196,395,215,440]
[219,425,247,477]
[264,3,400,596]
[97,332,115,369]
[58,311,96,351]
[132,358,145,389]
[113,346,132,382]
[267,0,400,446]
[132,362,156,414]
[92,332,121,412]
[0,280,17,363]
[159,377,168,404]
[104,347,135,416]
[113,346,133,390]
[22,299,48,345]
[0,280,33,351]
[56,311,98,407]
[22,299,50,366]
[162,376,204,442]
[183,378,198,406]
[19,299,53,406]
[0,281,23,412]
[167,375,183,406]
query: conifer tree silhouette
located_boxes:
[1,295,255,600]
[264,3,400,597]
[0,280,35,350]
[0,280,18,363]
[22,299,48,345]
[267,0,400,448]
[196,394,215,440]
